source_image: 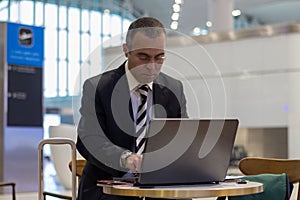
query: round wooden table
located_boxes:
[100,181,263,199]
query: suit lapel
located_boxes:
[153,80,169,118]
[110,64,135,136]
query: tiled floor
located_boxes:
[0,158,72,200]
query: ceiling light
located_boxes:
[232,9,241,17]
[193,27,201,35]
[171,13,180,21]
[173,4,181,12]
[175,0,183,4]
[103,9,110,15]
[170,21,178,30]
[206,21,212,27]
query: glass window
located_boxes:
[68,61,80,96]
[45,3,57,29]
[0,0,8,10]
[59,30,67,60]
[102,12,111,36]
[69,7,79,32]
[44,59,57,97]
[59,6,67,29]
[20,0,33,25]
[81,9,89,32]
[58,60,67,96]
[35,2,44,26]
[0,0,8,21]
[0,0,133,98]
[44,28,57,59]
[123,18,131,33]
[9,1,19,22]
[81,33,90,62]
[111,14,121,37]
[90,11,101,52]
[91,35,101,53]
[91,11,101,35]
[68,32,80,62]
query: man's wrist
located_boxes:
[120,150,132,168]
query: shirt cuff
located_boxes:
[120,150,132,168]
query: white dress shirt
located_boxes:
[125,61,154,123]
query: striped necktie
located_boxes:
[135,84,149,154]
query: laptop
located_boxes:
[117,118,239,186]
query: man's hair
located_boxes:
[125,17,166,50]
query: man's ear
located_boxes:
[122,44,128,57]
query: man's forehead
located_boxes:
[130,32,166,51]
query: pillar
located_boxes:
[208,0,234,32]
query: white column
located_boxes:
[287,34,300,158]
[208,0,234,32]
[288,72,300,158]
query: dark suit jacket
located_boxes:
[76,62,188,199]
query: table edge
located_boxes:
[101,181,264,198]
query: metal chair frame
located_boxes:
[38,138,77,200]
[0,182,16,200]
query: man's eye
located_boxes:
[155,55,165,61]
[138,55,149,61]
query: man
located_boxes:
[76,17,188,200]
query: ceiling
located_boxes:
[130,0,300,35]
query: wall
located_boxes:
[235,128,288,158]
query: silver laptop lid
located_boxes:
[137,118,239,185]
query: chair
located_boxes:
[38,138,77,200]
[68,159,86,182]
[239,157,300,200]
[49,124,84,190]
[43,159,86,200]
[0,182,16,200]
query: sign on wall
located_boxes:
[6,22,44,127]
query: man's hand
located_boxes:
[125,154,143,173]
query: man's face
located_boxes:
[124,31,166,83]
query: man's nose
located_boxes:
[145,62,157,69]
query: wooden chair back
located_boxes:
[239,157,300,200]
[43,159,86,200]
[68,159,86,183]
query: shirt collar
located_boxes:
[125,61,153,91]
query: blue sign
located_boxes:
[6,22,44,67]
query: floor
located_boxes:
[0,158,72,200]
[0,160,298,200]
